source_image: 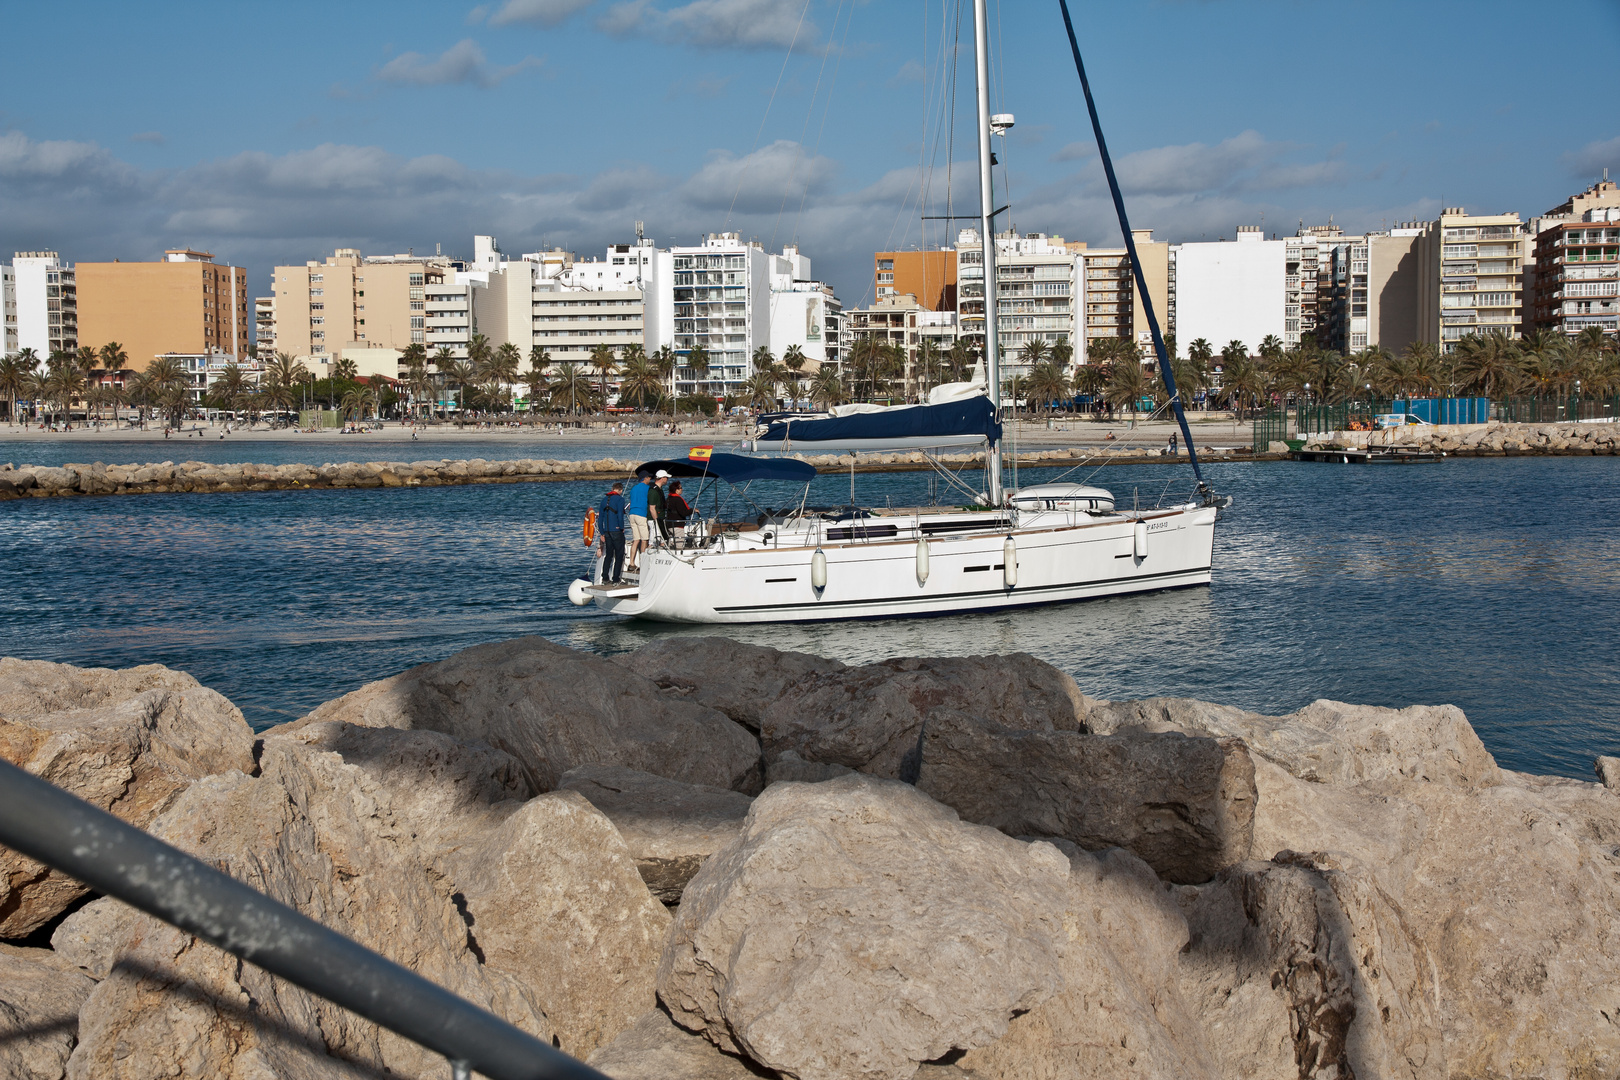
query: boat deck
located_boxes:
[1290,448,1444,464]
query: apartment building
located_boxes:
[11,252,77,358]
[1172,227,1286,356]
[1528,179,1620,338]
[268,249,450,368]
[1322,225,1422,354]
[1416,208,1529,352]
[1283,226,1365,348]
[957,231,1080,375]
[873,249,956,310]
[844,294,957,394]
[254,297,275,362]
[3,264,15,356]
[671,232,771,395]
[527,238,671,372]
[76,249,249,370]
[1079,232,1169,363]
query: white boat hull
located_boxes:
[588,504,1218,624]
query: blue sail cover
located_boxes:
[753,396,1001,453]
[634,452,817,484]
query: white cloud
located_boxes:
[600,0,817,50]
[680,140,837,213]
[129,131,166,145]
[1563,135,1620,178]
[488,0,595,26]
[1050,141,1092,163]
[374,39,543,88]
[889,60,925,86]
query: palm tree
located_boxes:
[211,363,250,416]
[618,348,663,410]
[523,346,552,416]
[0,353,33,424]
[145,355,193,427]
[1105,353,1148,425]
[331,356,358,382]
[752,345,775,376]
[1025,358,1071,417]
[467,334,493,379]
[743,370,779,411]
[780,344,808,407]
[549,362,596,415]
[1017,338,1052,370]
[1218,353,1266,418]
[809,366,845,410]
[1454,330,1520,399]
[340,384,379,422]
[685,344,711,398]
[651,345,678,406]
[98,342,129,418]
[589,344,618,407]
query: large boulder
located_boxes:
[658,774,1073,1080]
[957,846,1216,1080]
[615,637,846,730]
[915,712,1256,884]
[448,789,672,1057]
[57,737,551,1079]
[1177,851,1444,1080]
[0,943,95,1080]
[286,636,763,794]
[760,654,1088,781]
[560,764,755,903]
[0,659,254,939]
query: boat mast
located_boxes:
[972,0,1004,506]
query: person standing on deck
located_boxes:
[649,470,671,542]
[596,481,628,584]
[627,474,653,572]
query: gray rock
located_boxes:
[658,774,1073,1080]
[1087,696,1350,782]
[616,637,845,730]
[760,653,1087,780]
[915,712,1256,884]
[587,1009,779,1080]
[764,749,855,785]
[560,764,755,903]
[0,943,95,1080]
[1285,699,1502,788]
[0,659,255,938]
[1598,754,1620,789]
[283,635,763,794]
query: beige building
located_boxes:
[269,249,450,369]
[1080,234,1170,364]
[75,249,246,370]
[1322,226,1424,354]
[1416,209,1530,352]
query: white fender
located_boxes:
[811,547,828,590]
[1133,520,1149,559]
[915,538,931,584]
[567,578,592,606]
[1002,535,1017,588]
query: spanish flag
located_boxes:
[688,446,714,462]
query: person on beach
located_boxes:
[1168,432,1177,455]
[665,481,691,545]
[596,481,628,584]
[626,473,652,572]
[649,470,669,543]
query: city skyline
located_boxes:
[3,0,1617,303]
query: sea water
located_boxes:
[1,455,1615,780]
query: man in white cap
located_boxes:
[648,469,671,547]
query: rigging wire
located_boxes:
[790,0,856,246]
[771,0,848,251]
[724,0,815,229]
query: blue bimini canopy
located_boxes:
[753,396,1001,453]
[634,452,817,484]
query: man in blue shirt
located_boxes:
[596,481,627,584]
[626,474,653,572]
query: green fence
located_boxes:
[1252,408,1290,453]
[1495,396,1620,425]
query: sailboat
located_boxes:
[567,0,1227,624]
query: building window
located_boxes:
[409,273,424,286]
[410,317,424,329]
[410,301,424,311]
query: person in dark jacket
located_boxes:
[596,481,627,584]
[665,480,692,544]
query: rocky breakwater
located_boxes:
[1308,418,1620,457]
[0,445,1247,502]
[1,637,1617,1079]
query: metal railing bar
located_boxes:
[0,758,609,1080]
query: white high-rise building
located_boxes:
[671,232,771,396]
[1172,227,1286,355]
[11,252,77,359]
[767,245,839,371]
[3,264,16,357]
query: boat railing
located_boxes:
[0,757,609,1080]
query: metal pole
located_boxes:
[972,0,1004,506]
[0,758,606,1080]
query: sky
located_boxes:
[3,0,1617,309]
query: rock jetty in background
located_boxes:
[1311,418,1620,457]
[3,637,1619,1078]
